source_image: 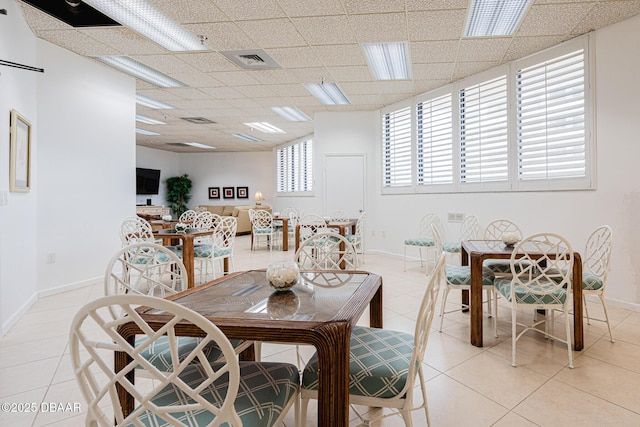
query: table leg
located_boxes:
[315,324,351,427]
[282,219,288,251]
[295,225,300,252]
[461,247,469,312]
[370,284,383,328]
[182,239,195,289]
[115,335,136,418]
[573,253,584,351]
[469,254,484,347]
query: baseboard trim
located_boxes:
[38,276,101,298]
[1,292,37,340]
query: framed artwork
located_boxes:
[223,186,235,199]
[9,109,31,192]
[236,186,248,199]
[208,187,220,199]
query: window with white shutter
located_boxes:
[516,49,586,181]
[459,75,508,184]
[417,93,453,185]
[382,106,412,188]
[276,138,313,193]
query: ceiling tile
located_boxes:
[148,0,228,24]
[38,30,119,56]
[233,85,279,98]
[406,0,468,11]
[343,0,405,14]
[175,52,239,73]
[79,28,166,55]
[129,54,199,74]
[18,4,71,30]
[199,86,245,99]
[236,18,306,48]
[212,71,262,86]
[264,83,310,97]
[312,44,368,67]
[413,63,455,81]
[374,81,415,94]
[517,3,594,36]
[265,46,323,68]
[503,35,567,62]
[408,10,468,41]
[326,65,373,82]
[183,22,256,51]
[413,79,450,94]
[292,15,358,45]
[214,0,286,20]
[457,38,513,62]
[572,1,640,34]
[349,13,408,43]
[249,69,299,85]
[410,40,460,63]
[276,0,345,17]
[452,61,500,80]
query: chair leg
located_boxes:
[438,287,451,332]
[511,306,518,367]
[493,290,499,338]
[564,307,574,368]
[583,294,591,325]
[599,294,615,343]
[299,395,310,427]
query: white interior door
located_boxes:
[324,154,365,217]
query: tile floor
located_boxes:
[1,234,639,426]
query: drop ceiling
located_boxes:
[17,0,640,153]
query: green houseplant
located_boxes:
[166,174,192,216]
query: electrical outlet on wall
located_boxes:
[46,252,56,264]
[447,212,465,223]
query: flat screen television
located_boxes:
[136,167,161,195]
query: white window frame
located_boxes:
[275,136,314,195]
[381,100,415,193]
[380,34,594,195]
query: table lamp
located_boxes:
[254,191,265,206]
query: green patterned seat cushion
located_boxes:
[254,227,274,234]
[135,336,247,372]
[484,259,511,274]
[132,362,299,427]
[494,277,567,305]
[404,237,434,247]
[130,246,181,263]
[192,244,231,258]
[301,326,414,399]
[583,272,603,290]
[442,242,461,253]
[446,265,495,286]
[345,235,360,243]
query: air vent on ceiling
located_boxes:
[221,49,281,70]
[180,117,216,124]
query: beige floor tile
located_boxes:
[423,331,484,373]
[492,412,540,426]
[446,351,551,409]
[0,387,48,427]
[611,320,640,346]
[554,355,640,414]
[32,379,86,427]
[514,379,640,426]
[583,336,640,374]
[0,357,60,398]
[0,334,68,368]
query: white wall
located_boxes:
[36,39,136,296]
[0,0,39,336]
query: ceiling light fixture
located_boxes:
[183,142,215,149]
[362,42,411,80]
[271,106,311,122]
[232,133,263,143]
[136,114,165,125]
[136,94,175,109]
[244,122,285,134]
[136,128,160,135]
[464,0,532,37]
[82,0,207,51]
[304,82,350,105]
[95,56,186,87]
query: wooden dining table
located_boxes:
[116,269,383,427]
[461,239,584,350]
[153,228,224,289]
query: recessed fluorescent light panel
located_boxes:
[244,122,285,134]
[94,56,186,88]
[464,0,532,37]
[82,0,207,51]
[136,114,165,125]
[304,82,350,105]
[136,128,160,135]
[232,133,263,143]
[271,106,311,122]
[362,42,411,80]
[136,94,175,109]
[183,142,215,149]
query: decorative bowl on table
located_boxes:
[266,261,300,291]
[323,216,331,223]
[267,290,300,319]
[501,233,519,248]
[162,215,172,222]
[174,222,188,233]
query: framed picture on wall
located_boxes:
[223,187,235,199]
[236,186,248,199]
[208,187,220,199]
[9,109,31,192]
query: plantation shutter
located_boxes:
[383,106,412,187]
[417,94,453,185]
[517,49,586,180]
[459,75,508,183]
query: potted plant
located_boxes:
[166,174,192,217]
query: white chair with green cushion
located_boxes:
[442,214,479,261]
[119,216,155,246]
[433,225,496,332]
[483,219,524,276]
[493,233,575,368]
[194,216,237,283]
[178,209,197,224]
[104,243,251,373]
[581,225,614,342]
[404,213,441,272]
[250,209,278,251]
[69,294,299,427]
[346,211,366,264]
[295,231,358,270]
[299,254,445,427]
[329,209,349,222]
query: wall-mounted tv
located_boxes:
[136,167,161,195]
